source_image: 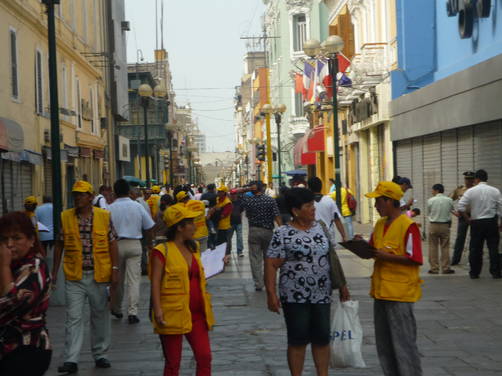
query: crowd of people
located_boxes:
[0,168,500,376]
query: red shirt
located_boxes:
[369,222,423,265]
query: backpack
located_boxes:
[94,196,104,208]
[347,192,357,214]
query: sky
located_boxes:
[124,0,265,152]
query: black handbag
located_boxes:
[318,221,347,290]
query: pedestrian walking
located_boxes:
[93,185,112,210]
[213,186,233,255]
[364,181,423,376]
[152,194,175,245]
[201,184,218,249]
[458,169,502,279]
[241,181,282,291]
[35,196,54,256]
[150,204,215,376]
[194,186,203,200]
[109,179,155,324]
[148,186,162,219]
[131,187,151,215]
[229,189,244,257]
[393,176,414,211]
[265,188,350,376]
[0,212,52,376]
[329,184,356,240]
[176,189,209,252]
[449,171,475,265]
[427,184,455,274]
[308,177,347,243]
[23,195,38,230]
[52,181,119,374]
[276,185,292,224]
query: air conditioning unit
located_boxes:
[121,21,130,31]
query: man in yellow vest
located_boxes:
[52,181,119,374]
[211,186,233,255]
[176,189,209,252]
[330,186,355,239]
[147,185,162,219]
[364,181,423,376]
[23,195,38,230]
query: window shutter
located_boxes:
[10,30,18,98]
[36,51,43,114]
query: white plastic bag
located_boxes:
[330,300,366,368]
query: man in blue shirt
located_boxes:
[35,196,54,256]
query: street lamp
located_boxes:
[273,104,286,187]
[138,83,167,187]
[261,103,274,184]
[303,36,344,210]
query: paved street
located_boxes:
[46,222,502,375]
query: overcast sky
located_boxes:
[124,0,265,152]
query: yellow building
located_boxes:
[0,0,128,211]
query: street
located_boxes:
[45,222,502,376]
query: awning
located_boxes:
[42,146,69,162]
[2,149,43,165]
[293,133,316,167]
[0,117,24,152]
[307,126,325,152]
[64,144,79,158]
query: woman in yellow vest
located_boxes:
[150,204,215,376]
[211,186,232,256]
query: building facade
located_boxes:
[0,0,128,211]
[391,0,502,233]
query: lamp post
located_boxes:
[304,36,344,210]
[261,103,274,185]
[273,104,287,187]
[138,83,167,188]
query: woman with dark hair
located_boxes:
[152,194,175,245]
[0,212,52,375]
[150,204,215,376]
[265,188,350,376]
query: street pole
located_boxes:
[275,113,282,187]
[142,98,150,187]
[43,0,62,240]
[329,55,342,210]
[169,131,173,186]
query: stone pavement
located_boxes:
[46,222,502,375]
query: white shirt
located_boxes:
[314,195,342,229]
[136,197,151,215]
[109,197,155,239]
[93,194,109,210]
[458,182,502,220]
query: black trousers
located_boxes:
[469,217,501,277]
[0,345,52,376]
[217,229,231,255]
[452,217,469,264]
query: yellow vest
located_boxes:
[370,214,422,303]
[61,207,112,283]
[186,200,208,239]
[330,187,352,217]
[151,242,215,335]
[147,195,161,218]
[216,196,232,230]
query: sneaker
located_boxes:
[469,274,480,279]
[111,311,123,319]
[428,270,439,274]
[492,274,502,279]
[58,362,78,374]
[238,253,244,258]
[95,358,111,368]
[442,269,455,274]
[128,315,140,324]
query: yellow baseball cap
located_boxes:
[24,196,37,205]
[176,190,188,201]
[365,181,403,201]
[151,185,161,193]
[217,185,228,193]
[72,180,94,194]
[163,203,199,228]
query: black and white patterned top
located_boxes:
[242,194,280,230]
[266,222,331,304]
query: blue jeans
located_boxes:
[344,215,354,240]
[229,223,244,254]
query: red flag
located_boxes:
[294,73,304,94]
[337,54,351,73]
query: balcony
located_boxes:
[350,43,389,87]
[289,116,309,137]
[117,124,167,142]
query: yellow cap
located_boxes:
[24,196,37,205]
[176,190,188,201]
[217,185,228,193]
[72,181,94,194]
[151,185,161,193]
[365,181,403,201]
[163,203,199,228]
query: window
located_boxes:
[10,28,19,99]
[294,92,304,117]
[293,14,307,52]
[76,78,82,129]
[35,50,44,114]
[61,64,68,120]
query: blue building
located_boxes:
[390,0,502,224]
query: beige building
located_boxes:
[0,0,128,211]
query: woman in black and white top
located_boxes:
[265,187,350,376]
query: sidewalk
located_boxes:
[45,221,502,375]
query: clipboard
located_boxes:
[201,243,226,279]
[338,240,376,259]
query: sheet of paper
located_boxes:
[338,240,376,259]
[201,243,226,279]
[37,222,50,232]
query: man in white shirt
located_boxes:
[308,177,347,243]
[109,179,155,323]
[458,169,502,279]
[93,185,112,210]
